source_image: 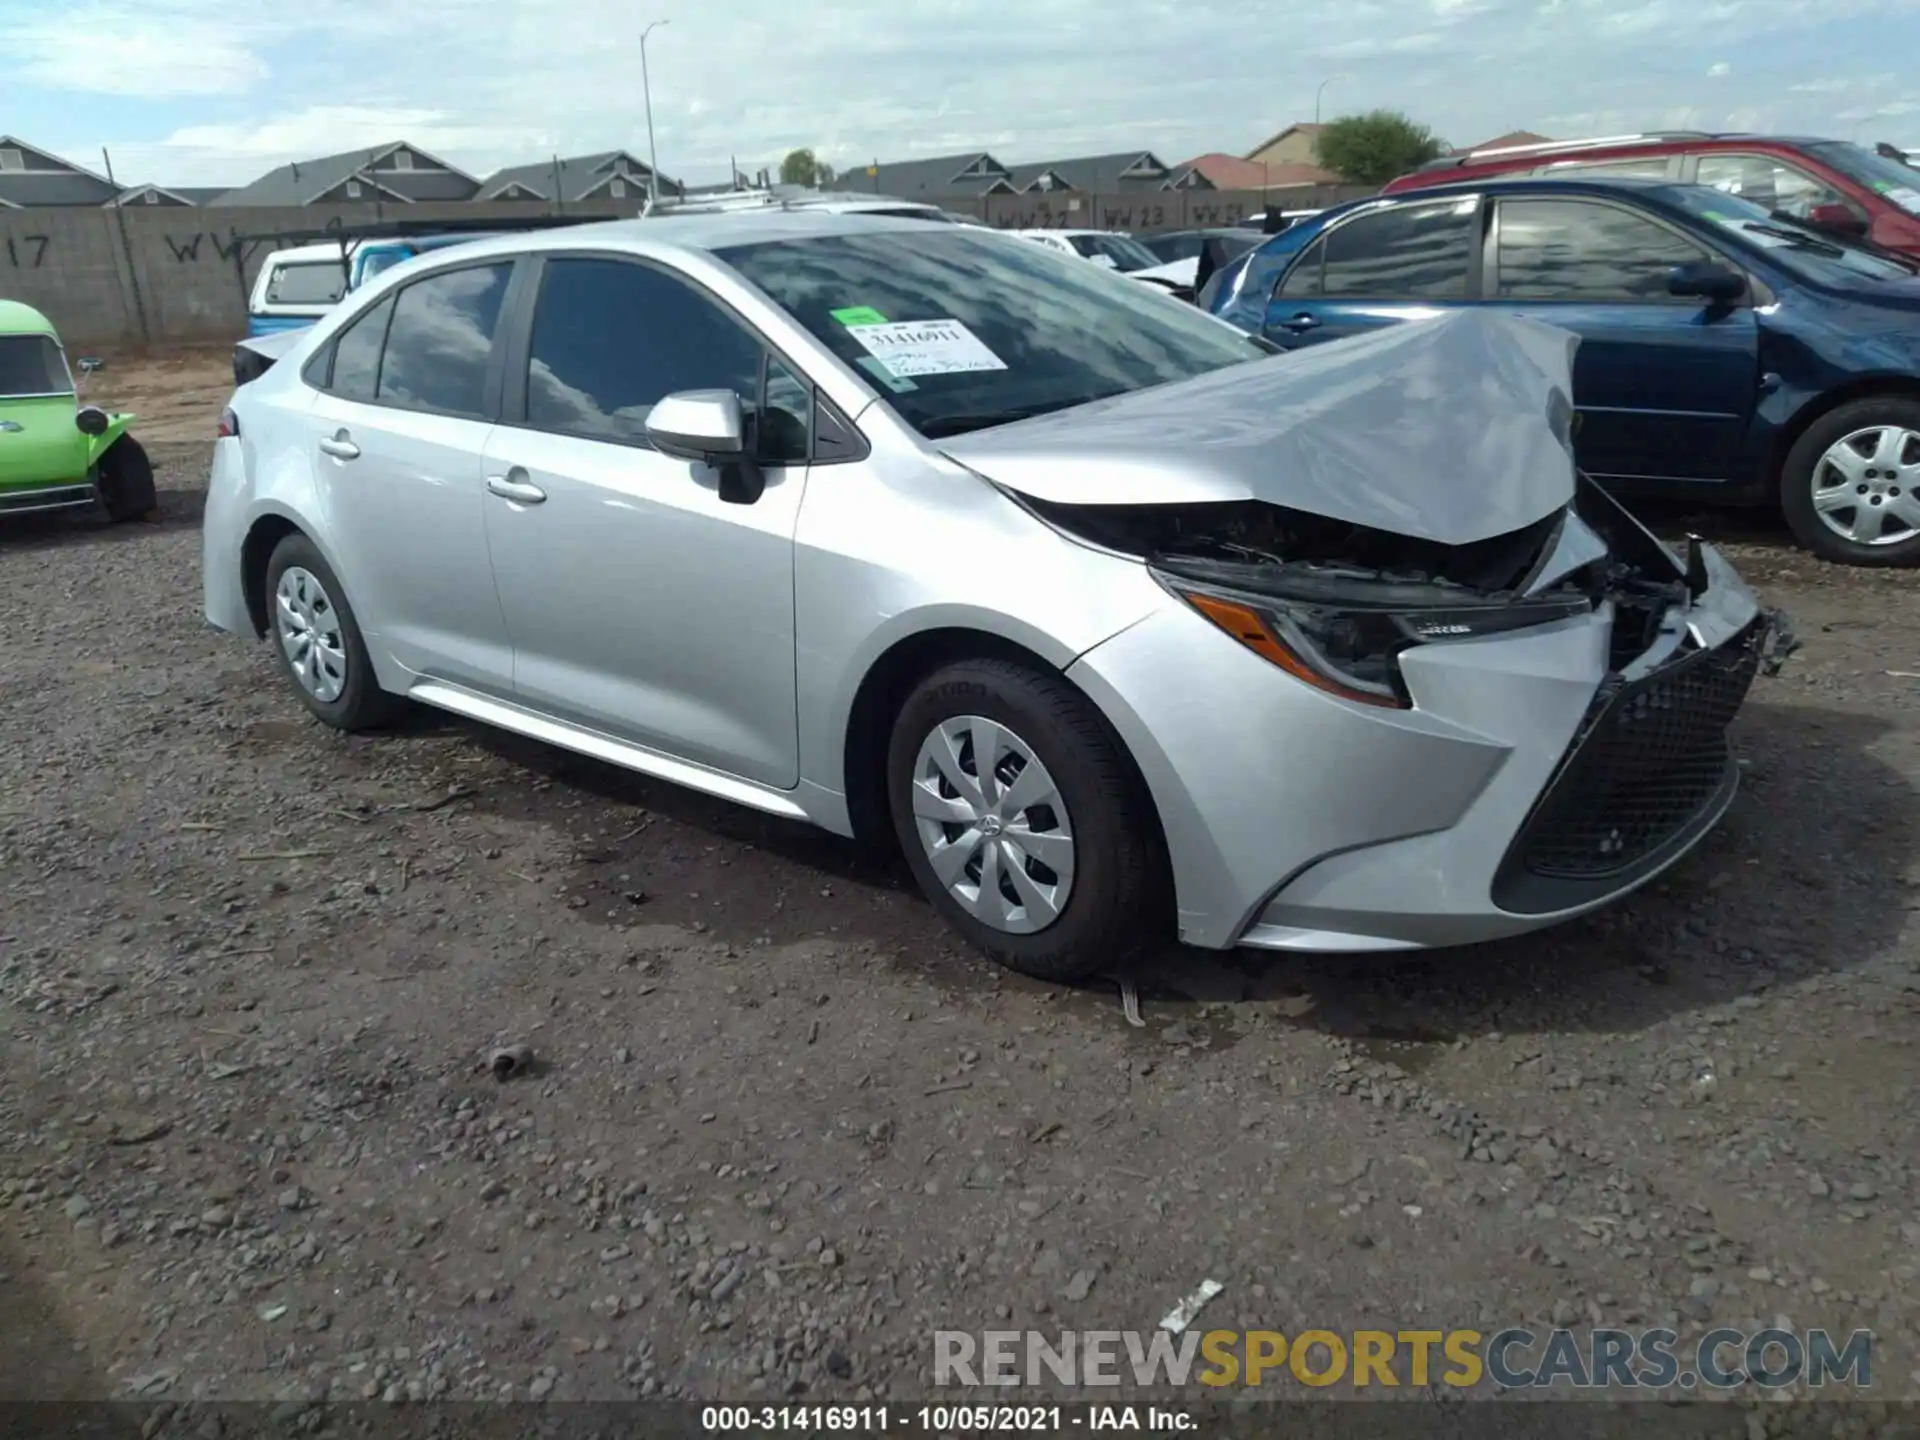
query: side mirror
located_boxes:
[1806,201,1868,236]
[645,389,764,505]
[75,405,110,436]
[1667,260,1747,304]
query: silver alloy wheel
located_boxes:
[274,566,348,704]
[1811,425,1920,547]
[910,715,1075,935]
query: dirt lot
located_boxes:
[3,354,1919,1430]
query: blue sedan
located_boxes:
[1200,176,1920,566]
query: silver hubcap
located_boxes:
[910,715,1075,935]
[1812,425,1920,547]
[274,566,347,703]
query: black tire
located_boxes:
[97,435,157,523]
[262,532,403,731]
[885,657,1165,982]
[1779,395,1920,567]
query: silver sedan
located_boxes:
[202,211,1788,979]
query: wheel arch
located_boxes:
[837,624,1170,867]
[1764,374,1920,498]
[239,507,336,638]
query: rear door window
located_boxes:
[1492,198,1711,302]
[374,262,514,418]
[1280,199,1478,299]
[1534,155,1678,179]
[325,293,397,402]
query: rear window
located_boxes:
[264,260,348,307]
[0,334,70,395]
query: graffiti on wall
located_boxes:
[2,234,52,268]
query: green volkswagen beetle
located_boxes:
[0,299,155,523]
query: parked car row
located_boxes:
[1202,167,1920,567]
[199,203,1791,982]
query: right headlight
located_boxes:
[1158,564,1593,710]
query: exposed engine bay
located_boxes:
[1015,474,1793,687]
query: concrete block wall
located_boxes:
[0,200,640,349]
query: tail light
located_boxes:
[218,407,239,439]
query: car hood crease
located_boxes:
[939,309,1584,547]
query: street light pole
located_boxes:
[641,19,669,206]
[1315,77,1334,125]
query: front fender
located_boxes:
[84,413,138,468]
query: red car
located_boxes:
[1383,132,1920,257]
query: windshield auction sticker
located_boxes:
[844,318,1009,377]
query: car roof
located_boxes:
[403,209,1028,263]
[0,298,58,337]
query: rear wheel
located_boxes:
[263,532,402,731]
[97,436,156,523]
[1780,396,1920,566]
[886,657,1164,982]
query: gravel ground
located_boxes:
[3,439,1919,1430]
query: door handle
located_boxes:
[486,472,547,505]
[1280,312,1321,332]
[318,431,360,460]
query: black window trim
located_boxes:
[301,255,525,423]
[1482,192,1751,308]
[494,247,867,467]
[1272,195,1489,303]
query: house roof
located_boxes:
[1457,130,1553,154]
[0,135,120,206]
[854,152,1020,196]
[475,151,678,202]
[1243,122,1326,159]
[209,141,479,206]
[109,183,231,206]
[1179,152,1340,190]
[1006,151,1180,192]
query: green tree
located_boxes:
[1314,110,1448,186]
[779,147,835,187]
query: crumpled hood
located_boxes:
[940,309,1582,547]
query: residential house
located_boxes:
[108,184,231,207]
[1245,123,1326,171]
[855,149,1209,198]
[209,142,480,206]
[1178,152,1340,191]
[474,151,681,203]
[0,137,122,207]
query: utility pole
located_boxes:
[641,20,670,206]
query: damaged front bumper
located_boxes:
[1065,515,1795,955]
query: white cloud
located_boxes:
[0,0,1909,188]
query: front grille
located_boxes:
[1493,616,1764,913]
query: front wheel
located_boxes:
[885,658,1165,982]
[1779,396,1920,566]
[97,435,156,523]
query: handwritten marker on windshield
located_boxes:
[1159,1279,1225,1334]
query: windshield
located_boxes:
[1804,141,1920,216]
[0,334,72,397]
[716,229,1270,437]
[1665,185,1920,285]
[1066,232,1160,272]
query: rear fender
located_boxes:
[84,413,138,468]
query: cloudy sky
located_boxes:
[1,0,1915,189]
